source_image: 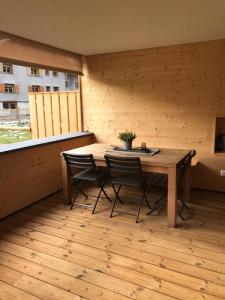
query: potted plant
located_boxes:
[118,130,137,150]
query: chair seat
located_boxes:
[112,175,144,188]
[73,168,107,182]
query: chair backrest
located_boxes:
[104,154,143,179]
[63,153,96,176]
[177,150,196,184]
[179,150,196,170]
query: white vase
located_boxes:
[123,140,132,150]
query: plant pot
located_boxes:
[122,140,132,150]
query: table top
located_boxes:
[63,143,192,168]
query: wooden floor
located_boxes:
[0,185,225,300]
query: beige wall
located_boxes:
[82,40,225,192]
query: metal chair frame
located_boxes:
[105,154,151,223]
[147,150,196,220]
[63,153,111,214]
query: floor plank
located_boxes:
[0,187,225,300]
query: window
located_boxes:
[31,67,40,76]
[3,63,13,74]
[74,75,79,90]
[4,84,14,93]
[53,86,59,91]
[45,70,50,76]
[32,85,41,92]
[3,101,17,109]
[65,73,79,90]
[46,86,51,92]
[52,71,58,77]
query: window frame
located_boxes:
[52,71,59,77]
[3,101,17,109]
[32,85,41,92]
[31,67,40,76]
[3,63,13,74]
[4,84,15,93]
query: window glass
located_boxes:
[52,71,58,77]
[3,64,13,74]
[32,85,40,92]
[4,84,14,93]
[3,101,17,109]
[31,67,39,76]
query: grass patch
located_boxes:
[0,129,31,144]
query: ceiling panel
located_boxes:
[0,0,225,55]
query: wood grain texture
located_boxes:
[29,92,80,139]
[0,135,94,219]
[0,188,225,299]
[81,40,225,192]
[0,31,82,74]
[63,143,191,227]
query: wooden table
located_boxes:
[61,143,191,227]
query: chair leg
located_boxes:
[113,185,123,204]
[92,187,103,214]
[144,191,151,210]
[110,195,118,218]
[146,194,167,215]
[110,184,122,218]
[74,181,88,199]
[102,187,112,203]
[177,200,190,221]
[136,192,145,223]
[71,181,84,210]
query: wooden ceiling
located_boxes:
[0,0,225,55]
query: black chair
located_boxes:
[147,150,196,220]
[104,154,151,223]
[63,153,111,214]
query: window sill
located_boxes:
[0,131,93,155]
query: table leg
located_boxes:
[168,167,177,227]
[61,155,71,205]
[183,163,191,203]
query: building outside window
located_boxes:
[74,75,79,90]
[52,71,58,77]
[46,86,51,92]
[4,84,14,93]
[3,101,17,109]
[3,63,13,74]
[53,86,59,91]
[32,85,41,92]
[31,67,40,76]
[45,70,50,76]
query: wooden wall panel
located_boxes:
[44,93,54,137]
[60,93,69,134]
[51,93,61,136]
[35,94,46,138]
[29,92,80,139]
[0,134,94,219]
[0,31,82,74]
[68,92,78,132]
[82,40,225,192]
[29,94,39,139]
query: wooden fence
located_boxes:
[29,92,82,139]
